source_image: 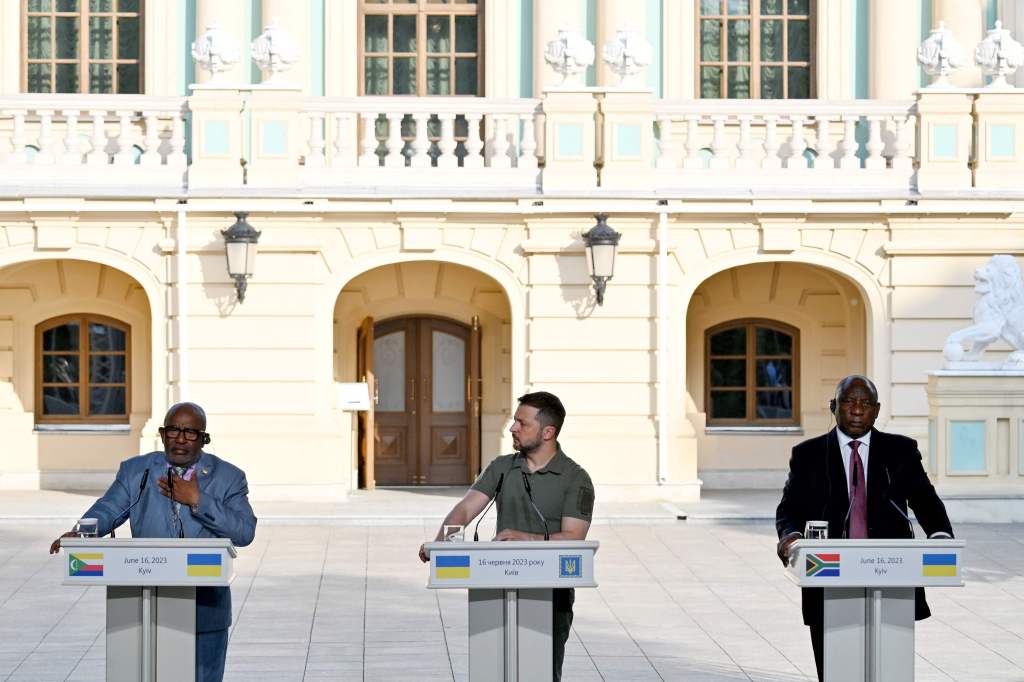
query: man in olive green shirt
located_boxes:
[419,391,594,681]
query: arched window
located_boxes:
[36,314,130,423]
[705,319,798,425]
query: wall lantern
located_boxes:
[221,212,261,303]
[581,214,621,306]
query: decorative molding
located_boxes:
[191,19,241,83]
[544,27,595,86]
[975,21,1024,89]
[251,19,301,85]
[601,24,653,87]
[918,22,966,88]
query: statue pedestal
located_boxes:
[926,370,1024,494]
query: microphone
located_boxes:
[842,465,856,539]
[884,466,916,538]
[473,473,505,542]
[110,469,150,539]
[521,472,550,541]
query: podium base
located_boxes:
[106,586,196,682]
[469,588,552,681]
[824,587,914,682]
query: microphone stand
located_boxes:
[473,473,505,541]
[521,472,550,541]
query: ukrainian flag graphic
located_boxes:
[187,553,222,577]
[922,553,957,577]
[435,555,470,580]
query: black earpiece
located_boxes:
[828,398,837,414]
[203,433,211,445]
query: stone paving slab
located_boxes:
[1,519,1022,681]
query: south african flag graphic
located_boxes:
[806,553,840,578]
[69,553,104,577]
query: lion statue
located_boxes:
[943,255,1024,368]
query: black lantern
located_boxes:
[221,212,261,303]
[581,214,621,306]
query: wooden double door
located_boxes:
[358,316,481,487]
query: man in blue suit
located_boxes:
[50,402,257,682]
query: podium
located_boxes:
[425,540,599,681]
[785,539,964,682]
[62,538,236,682]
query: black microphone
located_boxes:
[110,469,150,539]
[884,466,916,538]
[473,473,505,542]
[842,465,856,539]
[521,472,550,541]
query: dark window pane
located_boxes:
[756,327,792,354]
[57,0,78,10]
[117,16,140,59]
[701,0,721,14]
[89,323,126,351]
[393,57,416,94]
[90,354,126,383]
[727,65,750,98]
[756,390,792,419]
[56,63,80,92]
[119,0,139,10]
[27,63,52,92]
[43,324,79,351]
[89,16,113,59]
[55,16,79,59]
[711,359,746,387]
[761,0,783,14]
[27,16,52,59]
[426,56,450,94]
[455,57,477,95]
[426,15,449,52]
[700,66,722,98]
[393,14,416,52]
[710,327,746,355]
[90,0,112,11]
[727,19,750,61]
[756,359,792,387]
[788,20,810,61]
[28,0,51,10]
[761,19,783,61]
[761,65,783,98]
[90,386,126,415]
[455,15,477,52]
[728,0,750,14]
[788,0,809,14]
[788,66,810,98]
[89,63,113,92]
[43,386,79,415]
[117,63,139,93]
[43,355,80,383]
[700,20,722,61]
[710,391,746,419]
[364,14,387,51]
[365,56,388,94]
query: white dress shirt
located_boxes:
[836,428,871,497]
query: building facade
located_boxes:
[0,0,1022,502]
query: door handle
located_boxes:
[409,377,416,414]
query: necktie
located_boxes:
[848,440,868,539]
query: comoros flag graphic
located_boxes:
[806,553,840,577]
[69,553,104,577]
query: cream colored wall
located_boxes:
[334,261,513,479]
[0,259,152,476]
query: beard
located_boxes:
[513,435,542,455]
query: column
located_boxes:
[194,0,248,85]
[533,1,586,94]
[262,0,311,92]
[597,0,647,87]
[868,0,919,98]
[932,0,986,87]
[999,0,1024,87]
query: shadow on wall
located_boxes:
[197,232,240,318]
[553,234,599,319]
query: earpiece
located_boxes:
[203,433,211,445]
[828,398,837,414]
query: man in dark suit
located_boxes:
[775,375,953,682]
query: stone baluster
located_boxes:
[463,112,484,169]
[332,112,356,168]
[305,111,326,168]
[655,115,677,170]
[864,115,885,170]
[682,114,703,170]
[489,114,512,169]
[814,116,835,171]
[36,110,55,164]
[761,115,781,169]
[708,115,728,169]
[358,113,379,167]
[409,112,431,168]
[384,112,405,168]
[435,113,457,169]
[839,115,859,170]
[8,110,28,164]
[113,110,135,165]
[139,112,162,167]
[62,109,81,166]
[518,112,538,170]
[787,115,807,169]
[168,110,187,167]
[87,110,109,165]
[735,115,756,169]
[891,114,913,172]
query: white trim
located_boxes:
[176,205,188,401]
[656,208,669,483]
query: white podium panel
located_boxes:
[426,540,597,589]
[63,538,236,586]
[785,539,964,682]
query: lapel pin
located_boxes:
[201,468,209,476]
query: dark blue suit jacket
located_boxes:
[82,450,257,632]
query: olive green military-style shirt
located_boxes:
[471,448,595,536]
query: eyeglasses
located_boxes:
[838,398,877,409]
[162,426,206,442]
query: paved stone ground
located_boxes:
[0,515,1022,681]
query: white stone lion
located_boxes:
[943,255,1024,368]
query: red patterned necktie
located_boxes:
[848,440,868,539]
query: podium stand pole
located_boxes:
[504,590,518,680]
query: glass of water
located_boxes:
[443,525,465,542]
[74,518,99,538]
[804,520,828,540]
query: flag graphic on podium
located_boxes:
[806,553,840,577]
[69,553,104,577]
[922,553,957,577]
[435,555,471,579]
[187,553,223,577]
